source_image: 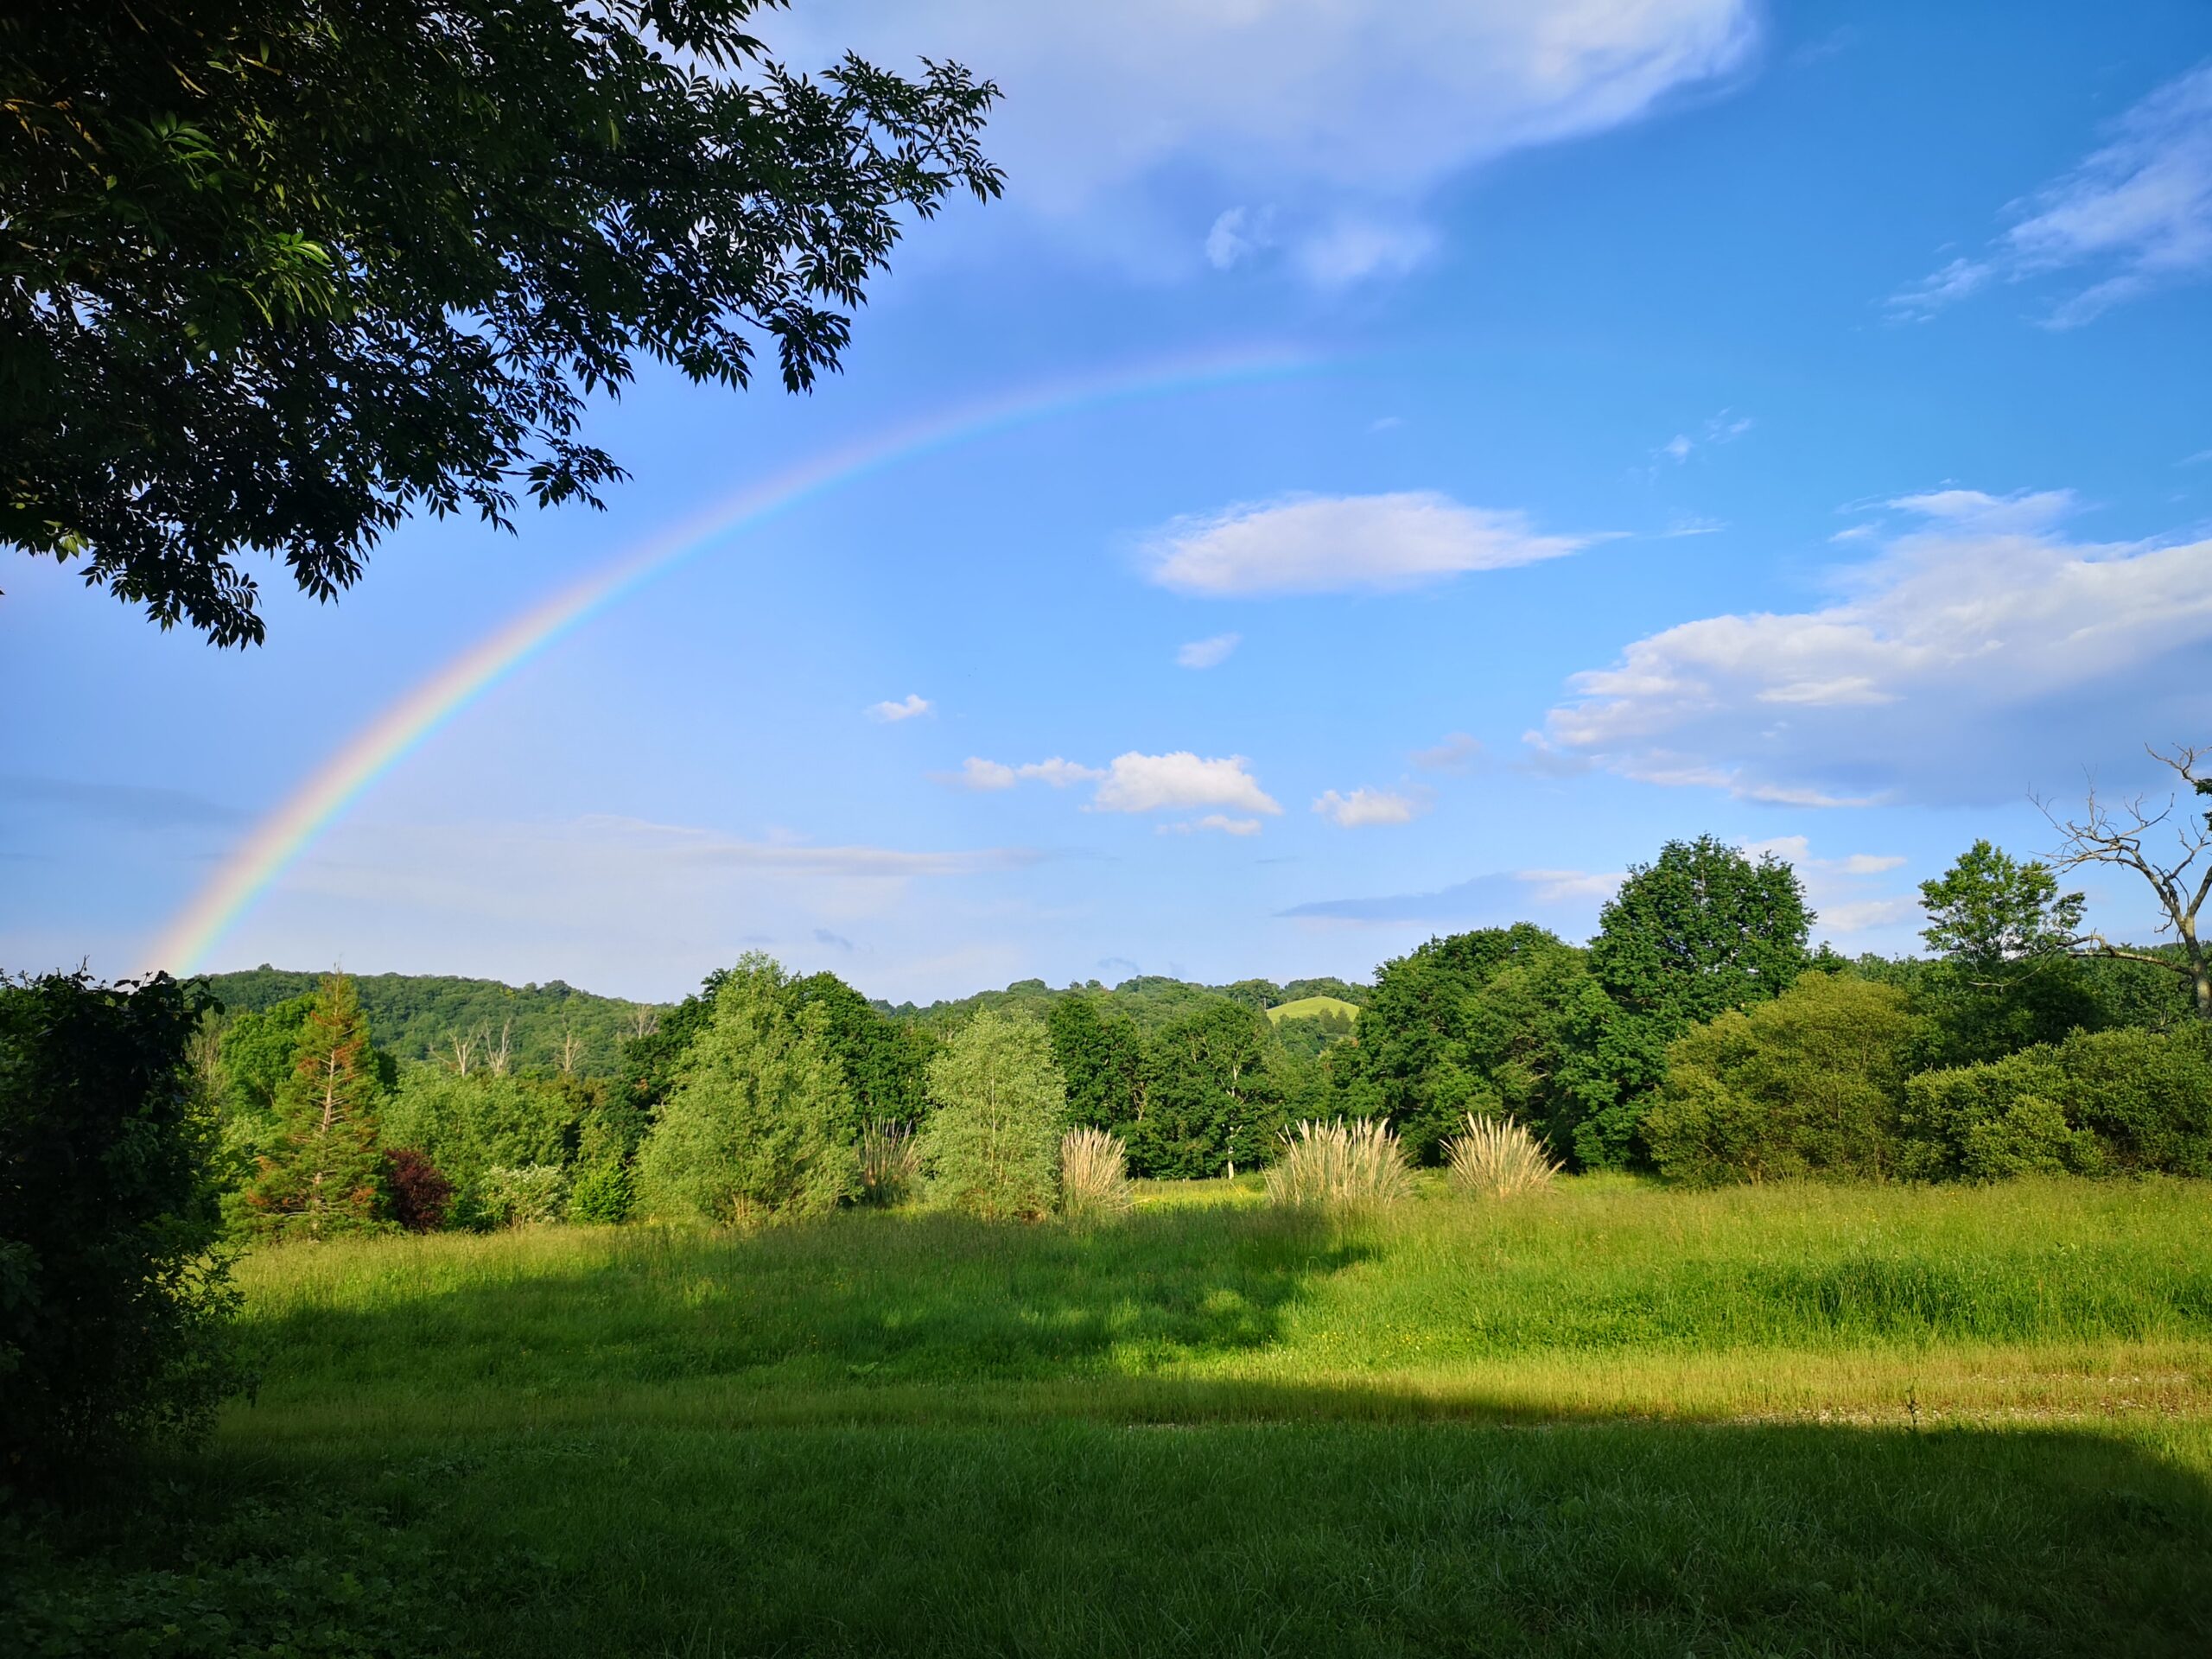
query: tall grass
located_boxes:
[1444,1114,1560,1199]
[858,1120,920,1207]
[1265,1118,1413,1211]
[1058,1126,1132,1220]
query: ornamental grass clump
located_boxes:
[1058,1126,1133,1221]
[1444,1113,1561,1199]
[1265,1118,1413,1211]
[858,1120,922,1207]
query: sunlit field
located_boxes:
[29,1176,2212,1657]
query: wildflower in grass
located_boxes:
[1443,1114,1560,1199]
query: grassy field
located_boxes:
[1265,994,1363,1025]
[20,1177,2212,1656]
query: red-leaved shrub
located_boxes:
[383,1147,453,1232]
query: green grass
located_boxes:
[18,1178,2212,1656]
[1266,994,1363,1024]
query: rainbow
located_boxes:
[147,344,1323,974]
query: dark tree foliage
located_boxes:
[207,966,653,1077]
[618,973,722,1110]
[3,1,1002,644]
[0,971,245,1478]
[1128,1002,1287,1179]
[1046,995,1144,1134]
[1577,836,1812,1167]
[1270,1007,1354,1061]
[785,971,937,1123]
[1336,925,1603,1163]
[381,1147,453,1232]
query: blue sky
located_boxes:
[9,1,2212,1003]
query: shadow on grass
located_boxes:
[20,1406,2212,1658]
[243,1205,1378,1397]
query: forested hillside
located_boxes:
[202,968,658,1078]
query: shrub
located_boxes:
[1443,1114,1560,1198]
[566,1159,634,1225]
[0,970,246,1477]
[1900,1026,2212,1180]
[920,1011,1066,1220]
[382,1147,452,1231]
[474,1164,569,1227]
[1645,974,1918,1185]
[1058,1126,1132,1220]
[857,1120,920,1207]
[635,957,860,1224]
[1264,1119,1413,1211]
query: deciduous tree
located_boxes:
[3,2,1001,643]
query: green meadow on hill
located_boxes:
[18,1176,2212,1657]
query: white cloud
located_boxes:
[867,693,933,722]
[1093,752,1281,817]
[1892,62,2212,325]
[1177,632,1242,670]
[1312,786,1427,828]
[956,749,1281,819]
[770,1,1758,282]
[950,757,1018,791]
[1017,757,1106,788]
[1543,488,2212,805]
[1410,733,1482,772]
[1144,492,1595,596]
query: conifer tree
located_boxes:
[245,975,386,1237]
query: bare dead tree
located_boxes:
[556,1020,586,1076]
[486,1016,514,1077]
[448,1028,476,1076]
[2039,741,2212,1021]
[627,1003,659,1040]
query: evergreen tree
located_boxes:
[245,975,387,1237]
[921,1012,1067,1220]
[633,957,858,1223]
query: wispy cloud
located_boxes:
[1542,488,2212,805]
[1144,492,1596,596]
[1159,813,1264,836]
[784,2,1758,284]
[1410,733,1483,773]
[1280,867,1618,926]
[2,775,243,830]
[1648,411,1754,471]
[866,693,933,722]
[1176,632,1242,670]
[1891,62,2212,325]
[1312,786,1428,828]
